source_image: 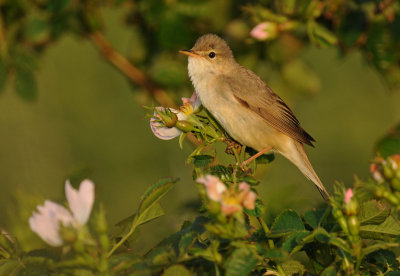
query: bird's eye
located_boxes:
[208,52,216,58]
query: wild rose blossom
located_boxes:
[29,179,95,246]
[197,175,256,215]
[150,92,201,140]
[250,22,278,40]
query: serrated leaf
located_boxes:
[163,265,191,276]
[360,216,400,240]
[15,68,37,101]
[244,198,265,217]
[192,155,214,168]
[138,177,179,216]
[225,247,258,276]
[206,165,232,181]
[303,208,326,229]
[358,200,390,225]
[320,266,336,276]
[269,209,305,237]
[281,260,306,275]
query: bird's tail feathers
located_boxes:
[280,141,330,201]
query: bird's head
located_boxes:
[179,34,236,76]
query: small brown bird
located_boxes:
[179,34,330,200]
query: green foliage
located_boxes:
[1,0,400,275]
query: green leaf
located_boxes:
[138,177,179,216]
[307,21,338,48]
[360,216,400,240]
[0,260,20,276]
[244,198,265,217]
[136,202,165,226]
[192,155,214,168]
[108,253,147,273]
[281,230,310,253]
[25,19,49,42]
[206,165,232,181]
[269,209,305,237]
[303,208,326,229]
[163,265,191,276]
[14,68,37,101]
[225,247,258,276]
[358,200,390,225]
[178,231,195,257]
[281,260,305,275]
[320,266,336,276]
[262,248,288,260]
[0,59,8,92]
[375,124,400,157]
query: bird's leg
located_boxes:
[241,146,273,167]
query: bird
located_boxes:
[179,34,330,200]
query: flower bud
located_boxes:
[60,225,77,244]
[391,178,400,191]
[383,163,394,179]
[347,216,360,237]
[158,109,178,128]
[344,200,359,216]
[175,120,195,133]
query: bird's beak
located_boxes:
[179,50,201,58]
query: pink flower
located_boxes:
[344,188,353,204]
[197,175,226,201]
[150,92,201,140]
[239,182,256,210]
[29,179,95,246]
[197,175,256,215]
[250,22,278,40]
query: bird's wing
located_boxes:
[221,67,315,146]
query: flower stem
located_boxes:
[107,217,139,258]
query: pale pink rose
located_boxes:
[29,179,95,246]
[29,201,75,246]
[250,22,277,40]
[197,175,226,202]
[242,190,256,210]
[150,92,201,140]
[344,188,353,204]
[221,202,242,215]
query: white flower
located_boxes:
[150,92,201,140]
[29,179,95,246]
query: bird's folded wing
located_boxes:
[220,69,315,147]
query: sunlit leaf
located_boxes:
[358,200,390,225]
[136,203,165,226]
[269,209,305,237]
[320,266,336,276]
[360,216,400,240]
[225,247,258,276]
[281,260,306,275]
[163,265,191,276]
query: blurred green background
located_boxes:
[1,1,400,252]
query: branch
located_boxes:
[89,31,176,108]
[88,31,201,146]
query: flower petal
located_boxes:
[29,200,73,246]
[150,108,185,140]
[197,175,226,202]
[344,188,353,204]
[65,179,95,225]
[182,92,202,112]
[221,202,242,215]
[242,191,256,210]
